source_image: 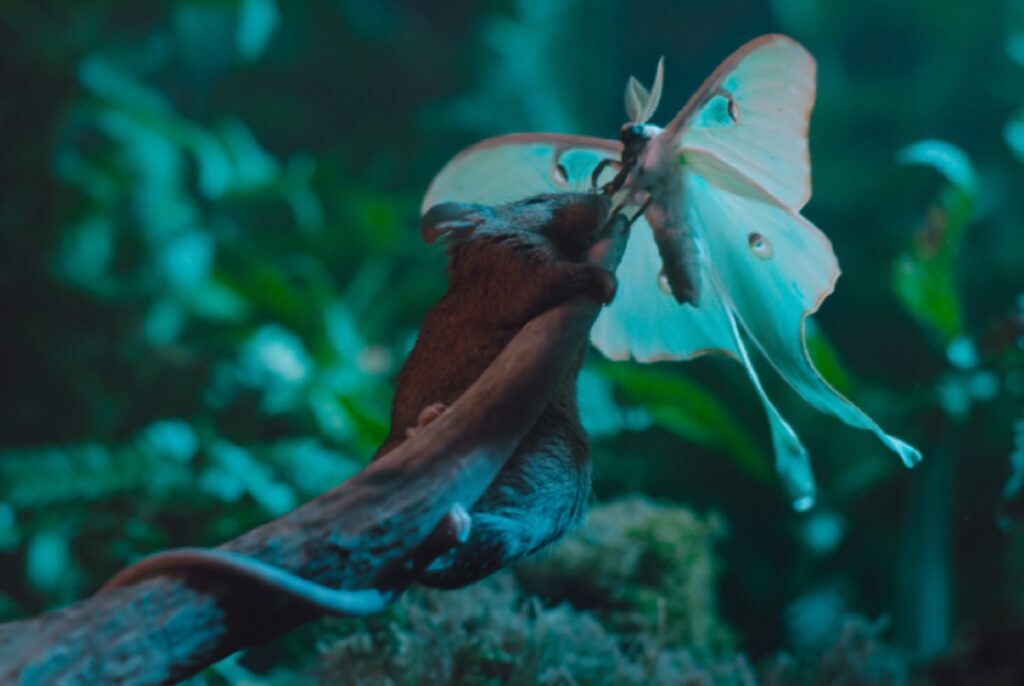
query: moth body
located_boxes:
[619,123,702,306]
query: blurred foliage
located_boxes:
[891,140,976,343]
[597,362,773,484]
[1,0,1023,682]
[1002,417,1024,526]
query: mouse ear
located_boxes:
[420,202,492,244]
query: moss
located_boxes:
[760,617,906,686]
[515,495,733,658]
[318,575,753,686]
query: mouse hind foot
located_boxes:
[414,475,589,590]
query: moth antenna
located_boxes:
[642,57,665,122]
[624,75,650,122]
[624,57,665,123]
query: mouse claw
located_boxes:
[413,503,473,573]
[598,269,618,304]
[582,264,618,304]
[442,503,472,544]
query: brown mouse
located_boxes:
[98,191,618,610]
[376,190,617,589]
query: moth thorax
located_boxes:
[620,123,664,165]
[618,122,660,146]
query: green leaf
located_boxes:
[237,0,279,60]
[897,140,977,197]
[201,441,296,515]
[26,531,70,592]
[598,363,772,482]
[0,423,199,508]
[804,319,855,397]
[54,214,115,289]
[891,140,976,342]
[78,57,169,113]
[1006,111,1024,162]
[577,368,651,439]
[1000,417,1024,529]
[891,252,963,341]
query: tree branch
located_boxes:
[0,216,630,686]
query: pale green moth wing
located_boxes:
[666,34,815,210]
[421,133,621,212]
[593,210,817,505]
[591,215,733,362]
[681,150,922,470]
[721,302,817,507]
[660,34,921,470]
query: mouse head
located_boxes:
[421,192,610,260]
[495,192,609,260]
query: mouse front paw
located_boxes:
[587,264,618,304]
[405,402,449,438]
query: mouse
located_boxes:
[376,190,617,589]
[97,190,618,609]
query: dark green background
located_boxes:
[1,0,1022,676]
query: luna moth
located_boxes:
[422,34,921,508]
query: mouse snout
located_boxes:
[579,191,611,215]
[545,192,613,260]
[559,192,611,227]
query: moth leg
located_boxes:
[405,402,449,438]
[542,261,618,305]
[590,157,622,191]
[600,165,633,196]
[605,198,628,227]
[629,194,653,227]
[599,193,647,238]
